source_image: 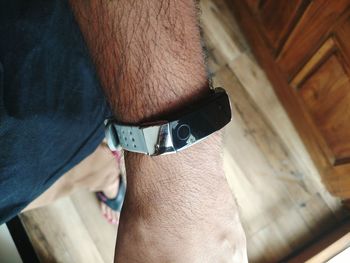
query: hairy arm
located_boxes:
[69,1,247,262]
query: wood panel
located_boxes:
[299,52,350,165]
[276,0,350,80]
[334,14,350,69]
[259,0,308,52]
[291,35,350,167]
[242,0,309,54]
[290,38,336,89]
[243,0,261,13]
[230,0,350,199]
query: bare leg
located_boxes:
[23,143,121,224]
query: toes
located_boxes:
[101,202,107,218]
[111,212,120,225]
[100,201,120,225]
[106,206,113,223]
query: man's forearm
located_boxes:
[70,0,209,123]
[69,1,247,262]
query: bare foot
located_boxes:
[60,142,125,225]
[100,176,121,225]
[98,149,125,225]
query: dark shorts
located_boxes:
[0,0,110,223]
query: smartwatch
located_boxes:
[104,87,231,156]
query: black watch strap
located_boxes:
[105,87,232,155]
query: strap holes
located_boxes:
[131,138,135,142]
[133,144,137,148]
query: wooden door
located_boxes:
[229,0,350,198]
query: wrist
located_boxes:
[123,133,226,211]
[117,134,246,262]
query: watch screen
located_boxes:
[170,88,231,151]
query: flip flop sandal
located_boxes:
[96,150,126,213]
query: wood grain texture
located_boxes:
[291,38,336,89]
[21,190,117,263]
[216,64,343,262]
[200,0,247,74]
[230,0,350,198]
[299,53,350,165]
[276,0,350,80]
[244,0,310,54]
[244,0,261,13]
[286,220,350,262]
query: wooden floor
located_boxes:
[21,0,348,262]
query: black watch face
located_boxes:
[170,89,231,151]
